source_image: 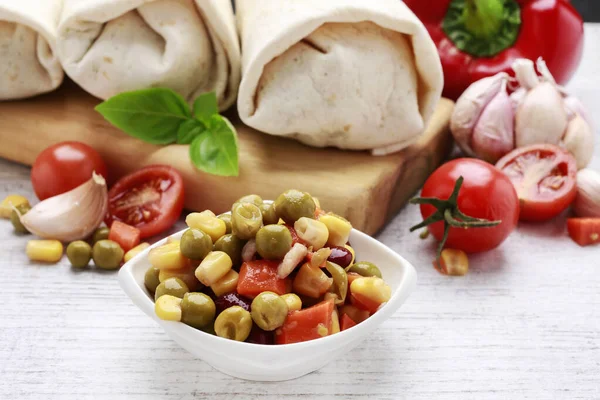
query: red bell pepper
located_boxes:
[567,218,600,247]
[275,299,335,344]
[404,0,584,100]
[108,221,141,253]
[237,260,291,298]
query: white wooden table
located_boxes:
[2,25,600,400]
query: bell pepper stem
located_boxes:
[463,0,505,39]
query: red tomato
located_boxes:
[108,221,141,252]
[419,158,519,254]
[105,165,184,239]
[340,314,357,331]
[496,145,578,222]
[31,142,108,200]
[567,218,600,247]
[275,299,334,345]
[237,260,291,298]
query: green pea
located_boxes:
[144,266,161,293]
[251,291,288,331]
[154,277,189,301]
[92,240,124,270]
[347,261,382,278]
[66,241,92,268]
[10,203,31,234]
[181,292,216,329]
[180,228,212,260]
[255,225,292,260]
[214,306,253,342]
[218,213,233,234]
[231,203,262,240]
[274,190,316,224]
[325,261,348,305]
[214,234,245,266]
[259,202,278,225]
[92,227,110,244]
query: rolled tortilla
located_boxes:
[236,0,444,155]
[0,0,64,100]
[57,0,240,110]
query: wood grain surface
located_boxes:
[0,85,453,235]
[1,24,600,400]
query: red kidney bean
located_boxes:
[327,246,353,268]
[214,292,252,314]
[246,325,274,345]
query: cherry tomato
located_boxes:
[420,158,519,254]
[496,145,578,222]
[105,165,184,239]
[31,142,108,200]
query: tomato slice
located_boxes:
[496,145,577,222]
[237,260,291,298]
[567,218,600,247]
[105,165,184,239]
[275,299,335,344]
[108,221,141,252]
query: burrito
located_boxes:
[57,0,241,110]
[236,0,444,155]
[0,0,64,100]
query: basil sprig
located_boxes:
[96,88,239,177]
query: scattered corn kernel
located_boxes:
[281,293,302,312]
[124,242,150,263]
[294,217,329,250]
[155,295,183,321]
[350,277,392,304]
[159,264,200,291]
[210,269,239,297]
[344,244,355,265]
[331,307,341,334]
[195,251,233,286]
[186,210,226,242]
[26,240,64,263]
[148,241,187,271]
[0,194,29,218]
[319,213,352,247]
[435,249,469,276]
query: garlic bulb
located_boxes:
[20,173,108,242]
[573,169,600,218]
[450,57,594,168]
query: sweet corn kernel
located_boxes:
[317,323,328,337]
[344,244,355,265]
[155,295,182,321]
[281,293,302,312]
[0,194,29,218]
[350,277,392,304]
[186,211,226,242]
[195,251,232,286]
[319,214,352,247]
[435,249,469,276]
[159,264,200,291]
[148,241,187,270]
[210,269,239,297]
[331,307,341,334]
[26,240,64,263]
[294,217,329,250]
[124,242,150,263]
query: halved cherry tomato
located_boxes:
[340,314,357,331]
[31,142,108,200]
[105,165,184,239]
[275,299,334,344]
[237,260,290,298]
[108,221,141,253]
[496,145,577,222]
[567,218,600,247]
[419,158,519,254]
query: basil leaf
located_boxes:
[193,92,219,122]
[189,115,239,177]
[96,88,192,145]
[177,119,206,145]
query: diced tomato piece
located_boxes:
[340,314,357,331]
[108,221,141,252]
[350,293,381,314]
[567,218,600,247]
[237,260,291,298]
[346,272,362,285]
[276,299,335,344]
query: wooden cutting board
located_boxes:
[0,82,454,235]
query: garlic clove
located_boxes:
[573,169,600,218]
[512,58,540,90]
[515,82,568,148]
[20,173,108,242]
[510,87,527,114]
[561,114,595,170]
[471,85,515,163]
[535,57,556,84]
[451,72,509,156]
[564,95,593,128]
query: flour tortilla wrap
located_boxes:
[236,0,443,155]
[57,0,240,110]
[0,0,64,100]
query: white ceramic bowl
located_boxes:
[119,227,417,381]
